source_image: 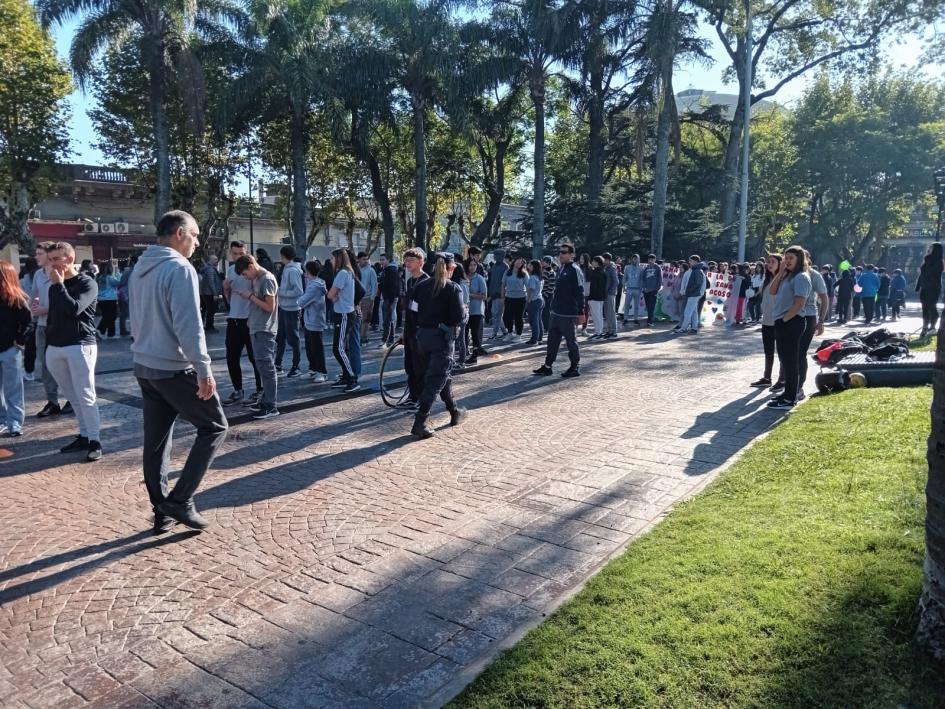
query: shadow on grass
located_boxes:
[760,572,945,708]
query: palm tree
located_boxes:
[490,0,580,258]
[919,318,945,658]
[37,0,245,225]
[359,0,457,252]
[230,0,333,255]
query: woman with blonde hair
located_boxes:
[0,260,33,436]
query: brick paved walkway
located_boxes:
[0,314,921,708]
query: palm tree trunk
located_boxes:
[919,322,945,659]
[532,83,546,259]
[149,43,170,224]
[412,96,427,252]
[650,69,674,259]
[290,105,309,256]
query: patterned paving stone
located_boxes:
[0,315,832,706]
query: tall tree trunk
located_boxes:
[366,153,396,257]
[349,111,395,255]
[531,77,546,259]
[650,36,676,259]
[919,321,945,659]
[718,37,747,244]
[149,43,170,224]
[290,104,309,257]
[585,60,605,244]
[472,139,509,248]
[412,95,428,253]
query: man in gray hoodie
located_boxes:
[487,249,508,339]
[275,245,304,377]
[130,210,228,533]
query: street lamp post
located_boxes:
[736,0,752,263]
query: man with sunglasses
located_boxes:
[534,243,584,378]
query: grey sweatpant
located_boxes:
[35,325,60,405]
[45,343,100,440]
[251,331,278,406]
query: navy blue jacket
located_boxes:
[550,262,585,317]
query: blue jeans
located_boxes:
[526,299,544,342]
[0,346,25,432]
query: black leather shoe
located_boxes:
[158,499,209,530]
[153,513,177,535]
[449,407,468,427]
[37,403,62,418]
[411,417,434,439]
[60,435,89,453]
[61,401,75,415]
[533,365,553,376]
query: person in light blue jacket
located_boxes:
[856,264,881,324]
[297,261,328,382]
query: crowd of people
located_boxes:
[1,209,941,532]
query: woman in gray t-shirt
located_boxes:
[750,253,783,388]
[327,249,360,391]
[767,246,812,408]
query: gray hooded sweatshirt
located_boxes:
[278,261,305,311]
[129,245,212,379]
[487,249,507,298]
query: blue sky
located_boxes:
[51,18,937,168]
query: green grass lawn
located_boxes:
[451,388,945,709]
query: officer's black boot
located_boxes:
[411,413,434,439]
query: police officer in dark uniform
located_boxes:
[410,252,467,439]
[401,248,429,408]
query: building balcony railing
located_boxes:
[62,164,132,184]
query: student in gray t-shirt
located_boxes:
[799,261,829,391]
[233,255,280,418]
[767,246,812,409]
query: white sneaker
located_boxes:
[311,373,327,383]
[23,372,34,381]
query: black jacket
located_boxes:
[46,273,98,347]
[414,279,464,329]
[379,264,401,300]
[587,268,607,301]
[917,260,943,292]
[404,271,430,334]
[0,299,32,351]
